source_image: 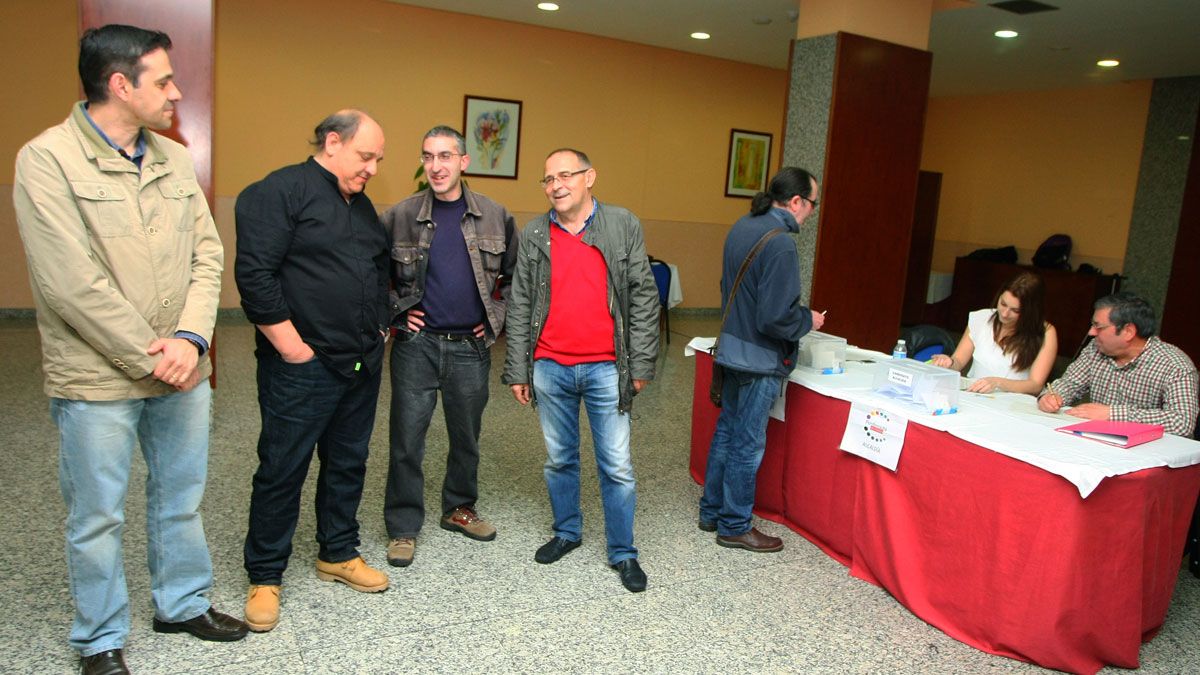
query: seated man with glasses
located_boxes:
[1038,292,1197,436]
[503,148,660,593]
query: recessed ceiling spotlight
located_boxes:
[1097,59,1120,68]
[691,32,711,40]
[994,29,1019,39]
[537,2,559,10]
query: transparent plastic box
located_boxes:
[871,359,960,414]
[797,331,848,374]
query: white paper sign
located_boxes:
[839,402,909,471]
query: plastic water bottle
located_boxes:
[892,339,907,359]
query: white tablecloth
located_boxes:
[686,336,1200,497]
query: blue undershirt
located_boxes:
[420,194,485,333]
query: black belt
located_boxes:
[423,330,481,342]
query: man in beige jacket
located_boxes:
[13,24,244,675]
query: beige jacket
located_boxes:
[13,103,223,400]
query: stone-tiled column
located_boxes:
[1123,76,1200,314]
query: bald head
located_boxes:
[312,109,385,199]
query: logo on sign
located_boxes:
[864,409,890,443]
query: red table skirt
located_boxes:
[690,352,1200,674]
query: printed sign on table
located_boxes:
[839,402,908,471]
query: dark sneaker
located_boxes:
[534,536,581,564]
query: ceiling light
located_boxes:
[1097,59,1120,68]
[690,32,711,40]
[994,30,1019,39]
[537,2,559,10]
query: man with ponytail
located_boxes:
[699,167,825,552]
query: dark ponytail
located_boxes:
[750,167,815,216]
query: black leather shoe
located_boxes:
[81,649,129,675]
[152,607,249,642]
[613,558,647,593]
[698,519,716,532]
[534,536,581,564]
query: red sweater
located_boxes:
[534,224,616,365]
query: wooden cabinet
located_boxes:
[947,257,1121,358]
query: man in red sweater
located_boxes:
[502,149,660,593]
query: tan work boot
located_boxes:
[387,537,415,567]
[244,584,281,632]
[315,556,389,592]
[440,506,497,541]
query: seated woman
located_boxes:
[931,271,1058,395]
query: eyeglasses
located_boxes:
[1090,321,1115,331]
[802,196,820,209]
[420,151,461,164]
[539,168,589,188]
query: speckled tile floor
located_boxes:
[1,313,1197,674]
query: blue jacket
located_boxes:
[716,207,812,377]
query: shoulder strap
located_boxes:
[713,228,785,353]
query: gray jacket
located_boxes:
[381,184,517,347]
[502,202,659,412]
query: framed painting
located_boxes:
[725,128,772,198]
[462,95,522,179]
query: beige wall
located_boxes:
[921,81,1153,274]
[1,0,785,309]
[0,0,1160,311]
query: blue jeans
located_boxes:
[532,359,637,565]
[698,369,782,537]
[50,383,214,657]
[244,355,381,584]
[385,330,490,537]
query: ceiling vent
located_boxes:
[989,0,1059,14]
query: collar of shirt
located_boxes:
[82,104,146,167]
[549,197,599,234]
[307,156,363,203]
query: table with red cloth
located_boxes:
[689,349,1200,675]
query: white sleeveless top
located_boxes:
[966,308,1029,380]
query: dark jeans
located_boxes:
[384,330,490,538]
[698,368,783,537]
[244,355,381,585]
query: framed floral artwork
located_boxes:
[725,128,772,198]
[463,95,522,179]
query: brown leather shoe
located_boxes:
[387,537,415,567]
[245,584,281,632]
[152,607,248,642]
[716,527,784,552]
[81,649,129,675]
[440,506,497,541]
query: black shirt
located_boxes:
[235,158,390,377]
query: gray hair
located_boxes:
[310,109,365,150]
[424,126,466,154]
[546,147,591,168]
[1095,292,1158,338]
